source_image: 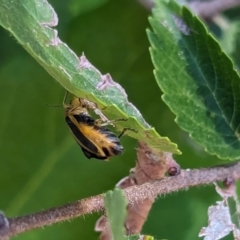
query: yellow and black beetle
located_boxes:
[63,93,133,160]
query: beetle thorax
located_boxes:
[66,106,88,115]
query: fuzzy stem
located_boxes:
[1,161,240,239]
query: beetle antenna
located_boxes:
[63,91,69,106]
[46,104,61,108]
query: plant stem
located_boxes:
[1,161,240,239]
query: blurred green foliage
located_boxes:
[0,0,237,239]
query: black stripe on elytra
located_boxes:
[110,145,124,155]
[65,116,98,154]
[81,146,107,160]
[96,127,124,155]
[95,126,120,143]
[91,125,124,156]
[102,147,110,156]
[73,113,95,125]
[101,144,123,157]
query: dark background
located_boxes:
[0,0,233,239]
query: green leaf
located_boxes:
[105,190,158,240]
[0,0,180,155]
[104,188,128,240]
[147,0,240,160]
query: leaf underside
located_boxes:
[0,0,181,155]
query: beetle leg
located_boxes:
[96,118,128,127]
[94,118,127,127]
[118,127,138,138]
[94,119,103,126]
[63,91,69,105]
[80,99,109,122]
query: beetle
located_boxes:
[63,93,133,160]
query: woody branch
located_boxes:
[0,160,240,240]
